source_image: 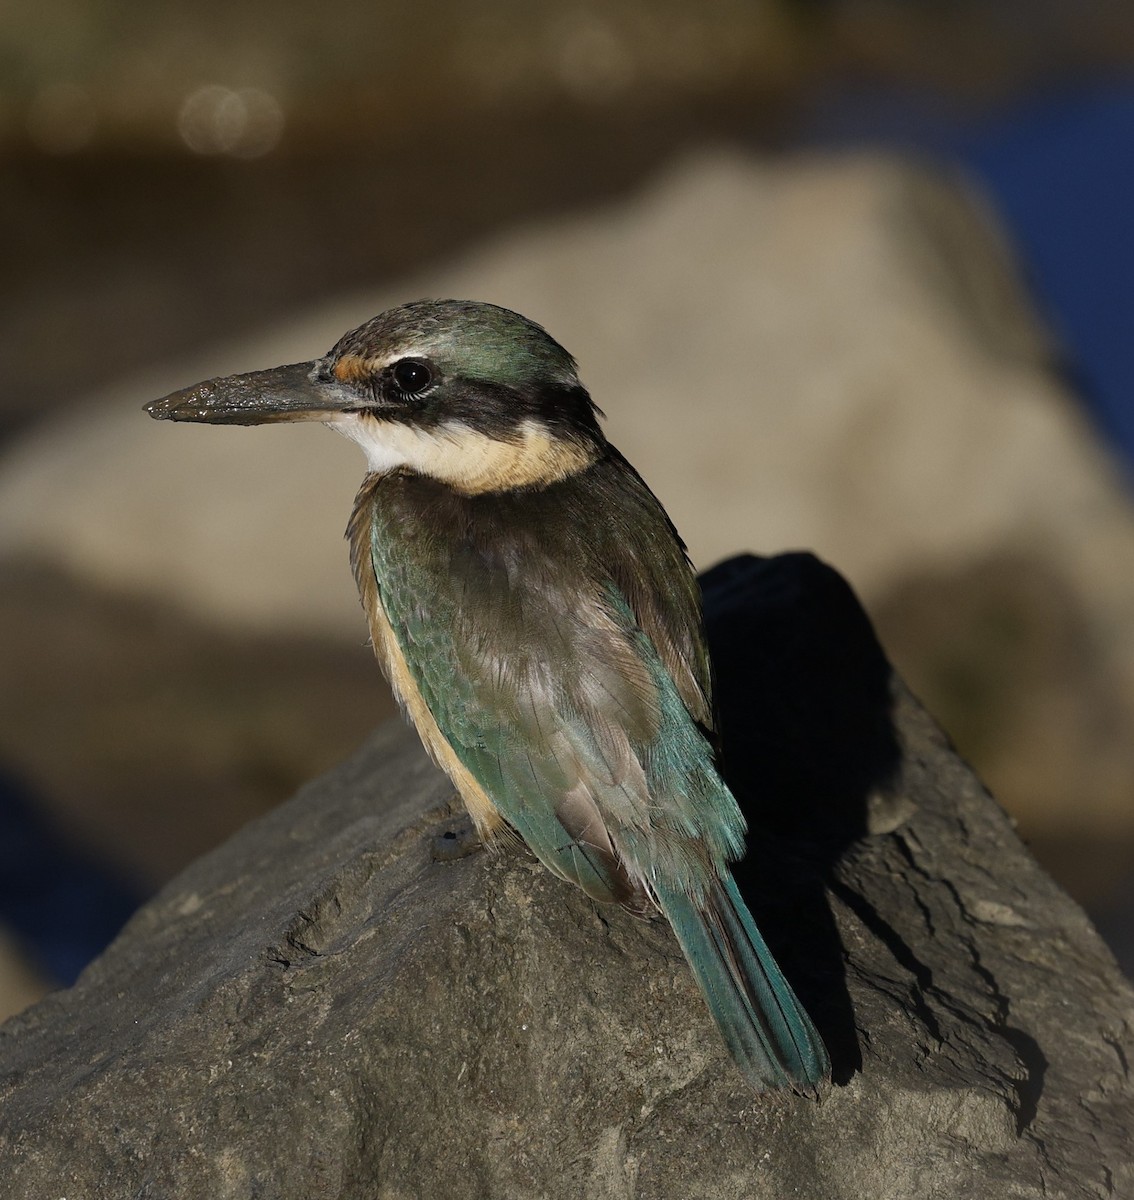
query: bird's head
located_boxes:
[146,300,606,494]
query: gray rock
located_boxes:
[1,554,1130,1199]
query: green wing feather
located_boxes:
[655,876,830,1092]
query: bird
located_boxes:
[146,299,830,1094]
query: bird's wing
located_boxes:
[600,448,715,737]
[360,463,741,909]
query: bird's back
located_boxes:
[350,450,736,902]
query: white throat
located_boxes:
[326,413,594,494]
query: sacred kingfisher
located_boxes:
[146,299,830,1093]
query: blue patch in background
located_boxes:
[805,78,1134,478]
[963,84,1134,465]
[0,771,141,987]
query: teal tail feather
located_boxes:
[655,874,830,1094]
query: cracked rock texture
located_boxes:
[0,554,1131,1199]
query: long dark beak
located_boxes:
[145,362,357,425]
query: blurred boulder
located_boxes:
[3,150,1125,634]
[873,553,1134,889]
[2,150,1133,877]
[0,558,392,887]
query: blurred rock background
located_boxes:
[1,0,1132,1018]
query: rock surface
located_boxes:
[1,554,1129,1199]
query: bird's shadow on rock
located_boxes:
[701,553,904,1086]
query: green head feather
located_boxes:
[329,299,581,391]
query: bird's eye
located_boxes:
[391,359,434,396]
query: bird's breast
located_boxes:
[347,476,506,842]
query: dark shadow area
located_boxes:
[700,552,904,1085]
[0,770,142,986]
